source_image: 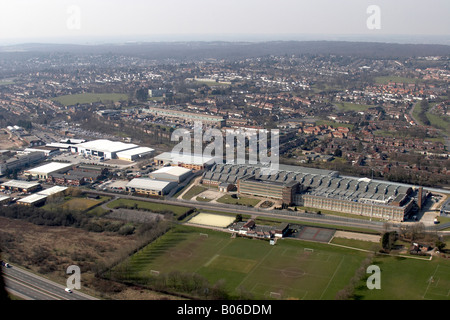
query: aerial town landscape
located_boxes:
[0,0,449,312]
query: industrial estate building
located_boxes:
[17,193,48,206]
[24,162,74,180]
[116,147,155,162]
[0,150,45,176]
[0,195,10,205]
[149,166,192,183]
[154,152,218,171]
[125,178,177,196]
[17,186,68,206]
[143,106,225,127]
[202,163,416,222]
[70,139,154,161]
[0,180,42,193]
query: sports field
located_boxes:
[353,255,450,300]
[336,102,373,112]
[52,93,129,106]
[110,225,368,299]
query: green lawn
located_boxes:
[109,225,368,300]
[216,195,261,207]
[106,198,191,217]
[331,237,381,251]
[182,185,207,200]
[195,196,213,202]
[315,120,354,129]
[52,93,129,106]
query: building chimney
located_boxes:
[418,187,423,209]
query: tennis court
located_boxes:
[292,225,336,243]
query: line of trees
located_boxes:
[417,99,430,126]
[109,268,231,300]
[334,254,374,300]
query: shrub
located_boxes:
[118,225,135,236]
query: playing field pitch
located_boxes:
[112,225,369,299]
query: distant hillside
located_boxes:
[1,40,449,60]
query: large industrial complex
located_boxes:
[201,163,420,222]
[0,136,440,223]
[143,106,225,128]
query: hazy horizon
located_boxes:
[0,0,449,46]
[1,33,450,48]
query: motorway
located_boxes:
[3,265,98,300]
[4,184,448,300]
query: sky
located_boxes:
[0,0,449,45]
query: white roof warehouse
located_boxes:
[116,147,155,161]
[71,139,154,161]
[25,162,73,179]
[125,178,177,196]
[149,166,192,183]
[16,186,68,206]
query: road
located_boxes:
[90,189,398,232]
[93,187,450,234]
[3,264,98,300]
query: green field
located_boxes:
[110,225,368,300]
[315,120,354,129]
[43,196,107,212]
[52,93,129,106]
[0,79,14,86]
[336,102,373,112]
[375,76,422,84]
[109,225,450,300]
[182,186,207,200]
[412,102,450,134]
[106,198,191,218]
[354,255,450,300]
[216,195,261,207]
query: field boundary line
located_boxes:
[204,254,220,267]
[236,246,275,289]
[423,264,440,299]
[194,238,233,273]
[328,242,433,261]
[319,255,344,300]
